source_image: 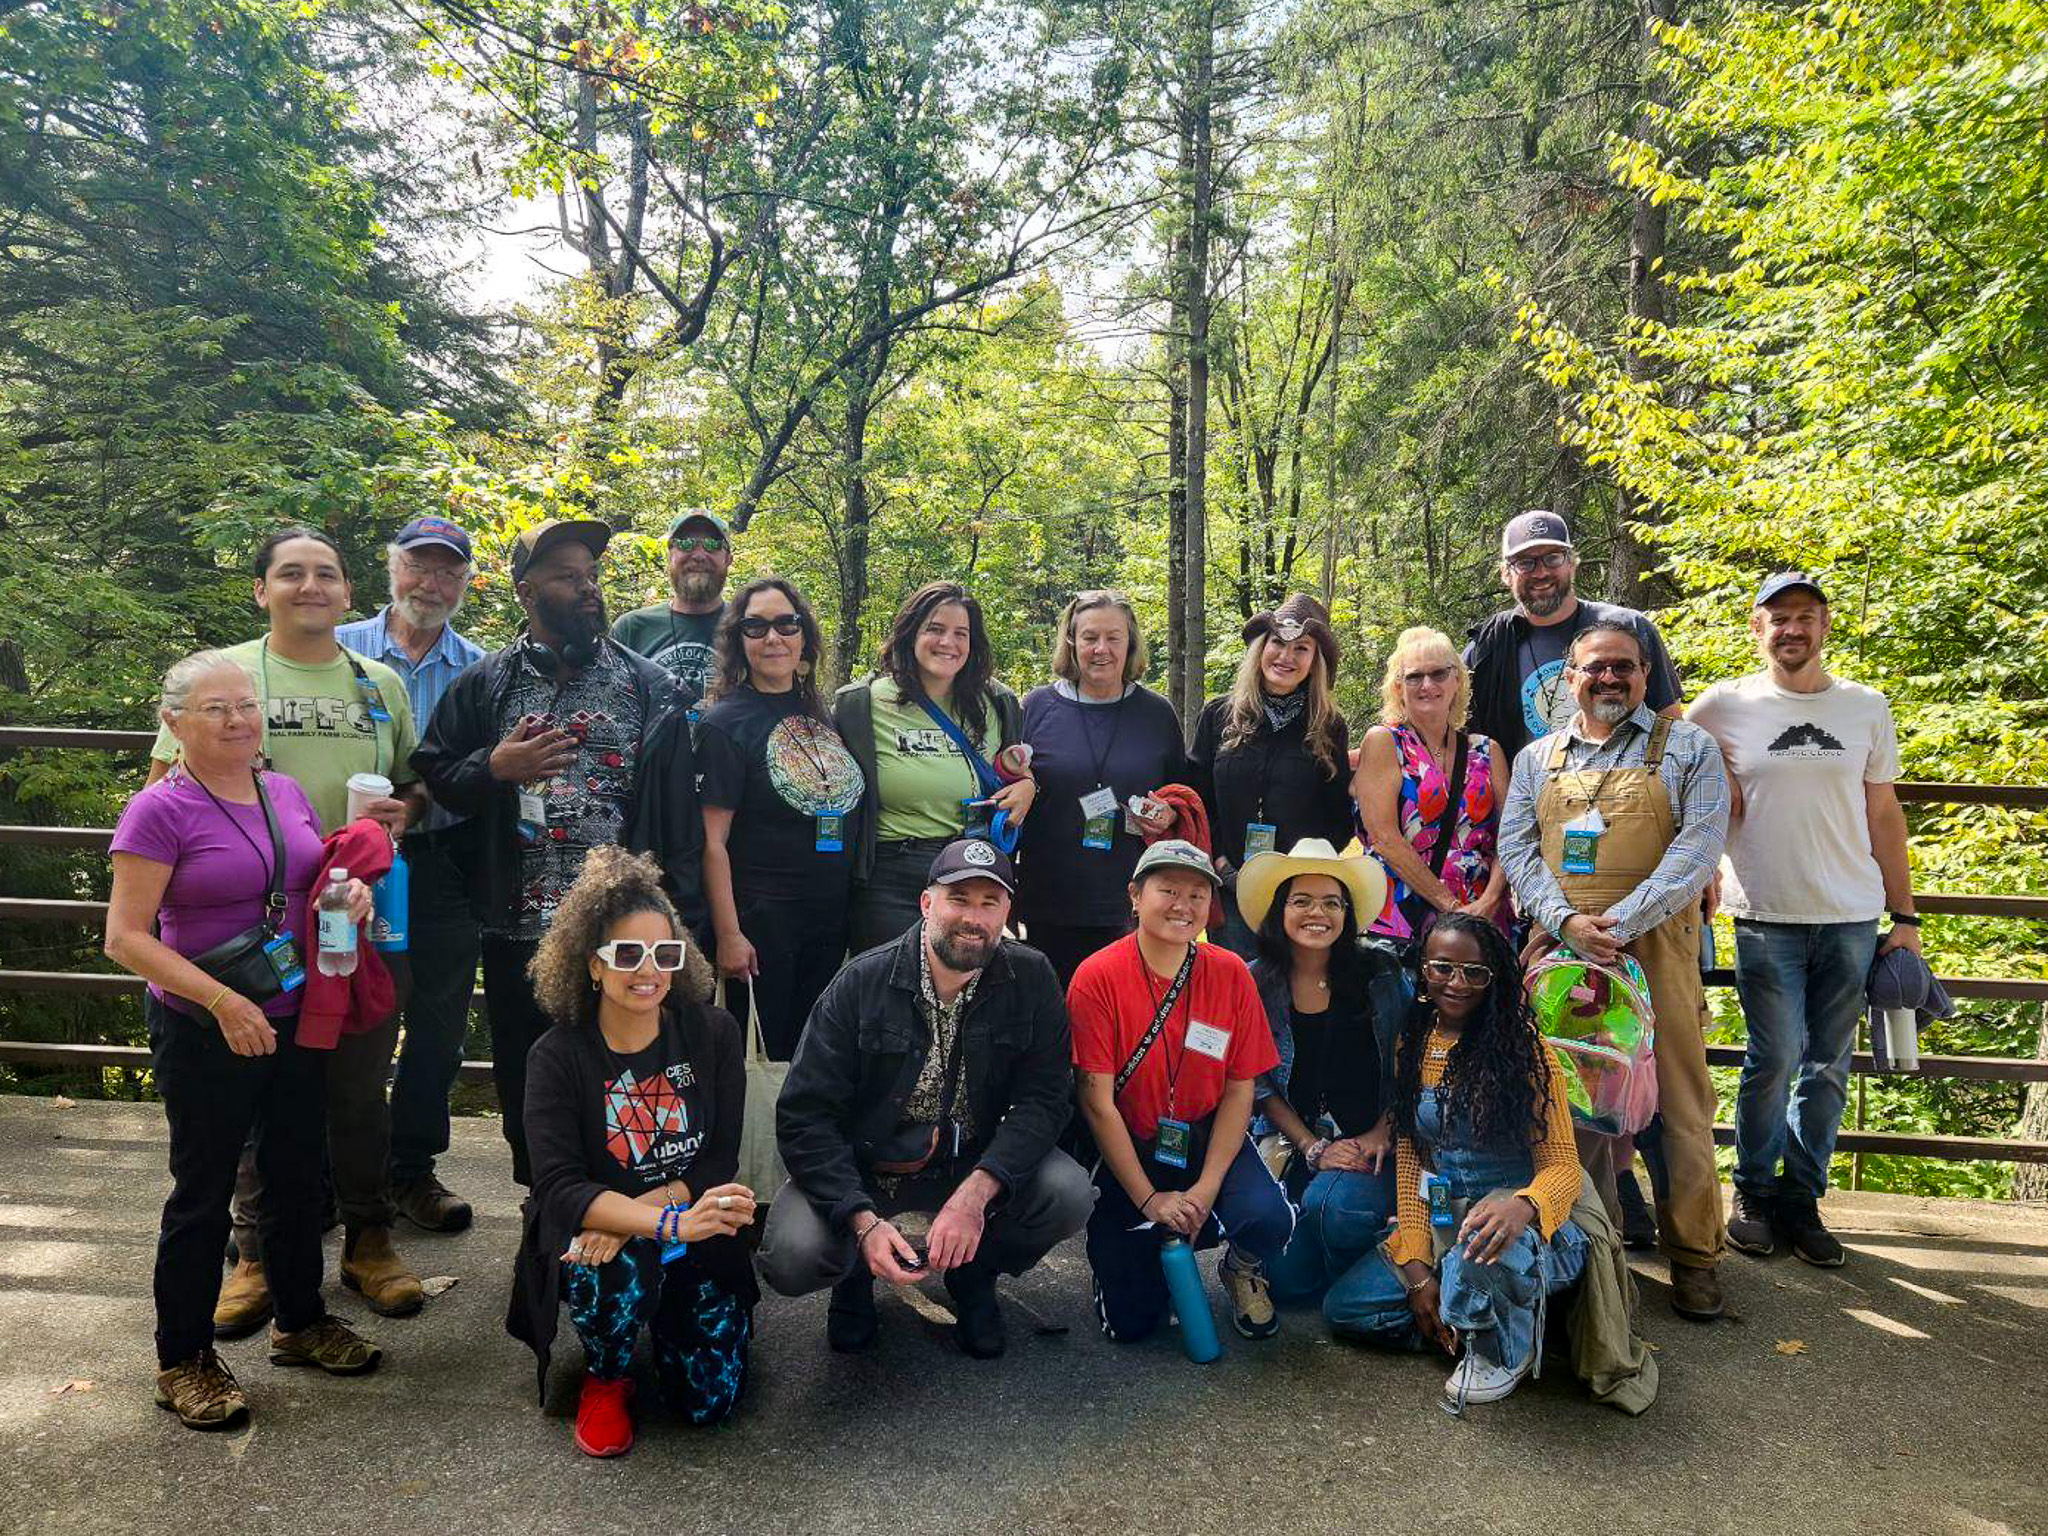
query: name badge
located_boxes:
[517,788,548,845]
[815,812,845,853]
[1244,821,1278,860]
[1080,786,1118,851]
[661,1239,690,1265]
[263,931,306,994]
[1184,1019,1231,1061]
[1425,1171,1457,1229]
[1153,1116,1194,1170]
[1079,786,1118,820]
[360,681,393,724]
[1561,807,1604,875]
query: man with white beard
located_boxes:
[339,516,486,1233]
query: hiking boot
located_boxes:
[1616,1168,1660,1251]
[269,1315,382,1375]
[341,1225,424,1317]
[1727,1189,1778,1257]
[1220,1248,1279,1340]
[942,1265,1007,1360]
[574,1373,635,1458]
[1668,1261,1725,1321]
[1774,1196,1846,1268]
[392,1174,473,1234]
[154,1348,249,1431]
[213,1259,272,1338]
[826,1272,878,1354]
[1443,1343,1530,1410]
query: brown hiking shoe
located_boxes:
[342,1225,424,1317]
[269,1315,382,1375]
[213,1259,272,1338]
[392,1174,473,1234]
[1669,1261,1725,1321]
[155,1348,249,1430]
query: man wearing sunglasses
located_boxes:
[1464,510,1685,762]
[414,517,705,1187]
[611,510,735,700]
[1498,619,1731,1321]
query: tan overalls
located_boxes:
[1537,715,1726,1269]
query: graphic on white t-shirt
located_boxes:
[1766,723,1846,756]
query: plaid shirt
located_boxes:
[1498,704,1729,944]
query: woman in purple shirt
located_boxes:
[105,651,378,1430]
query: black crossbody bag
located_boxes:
[186,772,300,1005]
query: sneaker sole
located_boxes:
[1727,1230,1777,1258]
[210,1302,273,1340]
[1791,1245,1846,1268]
[395,1202,473,1234]
[269,1344,383,1376]
[575,1430,634,1458]
[154,1386,249,1431]
[1230,1315,1280,1340]
[342,1270,424,1317]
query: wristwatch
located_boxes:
[1304,1137,1332,1169]
[1889,911,1921,927]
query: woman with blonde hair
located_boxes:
[1353,627,1509,943]
[508,846,759,1456]
[1188,593,1354,955]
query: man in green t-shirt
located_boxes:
[145,527,428,1332]
[609,508,733,701]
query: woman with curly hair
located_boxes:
[507,847,760,1457]
[698,576,866,1058]
[1335,913,1588,1410]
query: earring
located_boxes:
[591,974,601,991]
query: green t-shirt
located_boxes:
[611,601,722,700]
[870,676,995,843]
[150,636,419,833]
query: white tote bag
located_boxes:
[738,991,789,1205]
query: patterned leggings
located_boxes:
[563,1240,751,1426]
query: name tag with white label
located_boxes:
[1184,1019,1231,1061]
[1079,786,1118,820]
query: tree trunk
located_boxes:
[1179,0,1216,735]
[1165,141,1192,716]
[2015,1005,2048,1200]
[834,372,878,690]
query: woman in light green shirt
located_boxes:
[832,582,1037,953]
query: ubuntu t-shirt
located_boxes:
[599,1035,709,1195]
[696,687,866,902]
[1068,935,1278,1139]
[611,603,723,701]
[1687,672,1900,923]
[869,676,996,842]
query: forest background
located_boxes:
[1,0,2042,1196]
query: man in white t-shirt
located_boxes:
[1688,572,1920,1267]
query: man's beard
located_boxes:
[1589,694,1632,724]
[930,919,999,973]
[392,589,461,630]
[1520,581,1568,618]
[534,591,607,648]
[675,569,723,606]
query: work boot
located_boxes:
[392,1174,473,1234]
[155,1348,249,1431]
[1669,1261,1725,1321]
[1727,1189,1777,1257]
[269,1315,382,1375]
[942,1264,1007,1360]
[213,1259,273,1338]
[826,1272,878,1354]
[1616,1169,1660,1251]
[1773,1195,1846,1268]
[1220,1248,1280,1340]
[341,1225,424,1317]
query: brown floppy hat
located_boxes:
[1242,592,1339,672]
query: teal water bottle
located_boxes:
[371,843,409,953]
[1159,1238,1222,1363]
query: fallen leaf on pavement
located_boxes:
[49,1379,94,1396]
[51,1096,75,1109]
[420,1275,459,1297]
[1774,1339,1807,1356]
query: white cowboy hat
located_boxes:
[1234,837,1390,934]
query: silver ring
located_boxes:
[717,1195,733,1211]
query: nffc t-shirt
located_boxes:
[870,676,994,842]
[149,638,418,833]
[1687,672,1900,923]
[1068,935,1278,1140]
[612,603,722,701]
[696,687,866,902]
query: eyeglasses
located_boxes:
[672,535,726,553]
[1421,958,1494,987]
[181,700,263,723]
[1507,551,1571,575]
[1572,658,1641,679]
[738,614,803,639]
[594,939,689,972]
[395,554,471,588]
[1402,665,1456,688]
[1284,894,1348,916]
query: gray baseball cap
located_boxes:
[1132,839,1221,887]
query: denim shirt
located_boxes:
[1249,938,1411,1131]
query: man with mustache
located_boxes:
[761,838,1092,1360]
[413,518,705,1186]
[1687,573,1916,1268]
[1498,620,1731,1320]
[337,518,486,1235]
[610,509,734,700]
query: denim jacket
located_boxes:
[1250,937,1411,1131]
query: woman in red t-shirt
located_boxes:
[1069,840,1295,1343]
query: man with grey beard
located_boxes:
[1499,620,1731,1321]
[610,509,734,701]
[339,517,486,1233]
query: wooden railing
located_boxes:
[2,726,2044,1163]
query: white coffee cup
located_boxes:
[346,771,395,823]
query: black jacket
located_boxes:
[411,636,705,933]
[775,925,1074,1232]
[1465,599,1680,763]
[1186,694,1354,874]
[830,676,1026,882]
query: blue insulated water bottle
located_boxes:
[371,843,409,953]
[1159,1238,1223,1363]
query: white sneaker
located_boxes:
[1442,1347,1530,1409]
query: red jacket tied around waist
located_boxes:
[297,819,396,1050]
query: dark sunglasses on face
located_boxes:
[1573,658,1641,679]
[673,535,726,552]
[1421,958,1494,988]
[1403,665,1456,688]
[738,614,804,639]
[595,939,689,972]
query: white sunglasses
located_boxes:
[593,939,689,972]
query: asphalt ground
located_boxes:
[2,1097,2044,1536]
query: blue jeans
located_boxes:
[1732,919,1877,1202]
[1266,1166,1397,1328]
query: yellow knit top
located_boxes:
[1385,1022,1581,1268]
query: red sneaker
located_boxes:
[574,1373,635,1458]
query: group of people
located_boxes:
[108,502,1922,1450]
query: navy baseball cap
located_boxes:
[394,515,473,563]
[927,838,1016,894]
[1502,510,1573,559]
[1753,570,1828,607]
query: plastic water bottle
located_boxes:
[317,868,358,977]
[1159,1238,1222,1363]
[371,843,409,953]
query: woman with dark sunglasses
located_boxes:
[510,847,759,1456]
[697,577,866,1058]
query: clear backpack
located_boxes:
[1525,947,1659,1137]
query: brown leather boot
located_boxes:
[1669,1261,1725,1321]
[341,1225,424,1317]
[213,1259,272,1338]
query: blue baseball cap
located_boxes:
[394,515,473,563]
[1753,570,1828,608]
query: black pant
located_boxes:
[481,934,550,1186]
[721,891,848,1061]
[849,837,951,956]
[150,995,326,1365]
[388,836,482,1183]
[1022,920,1130,991]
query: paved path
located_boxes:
[1,1097,2044,1536]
